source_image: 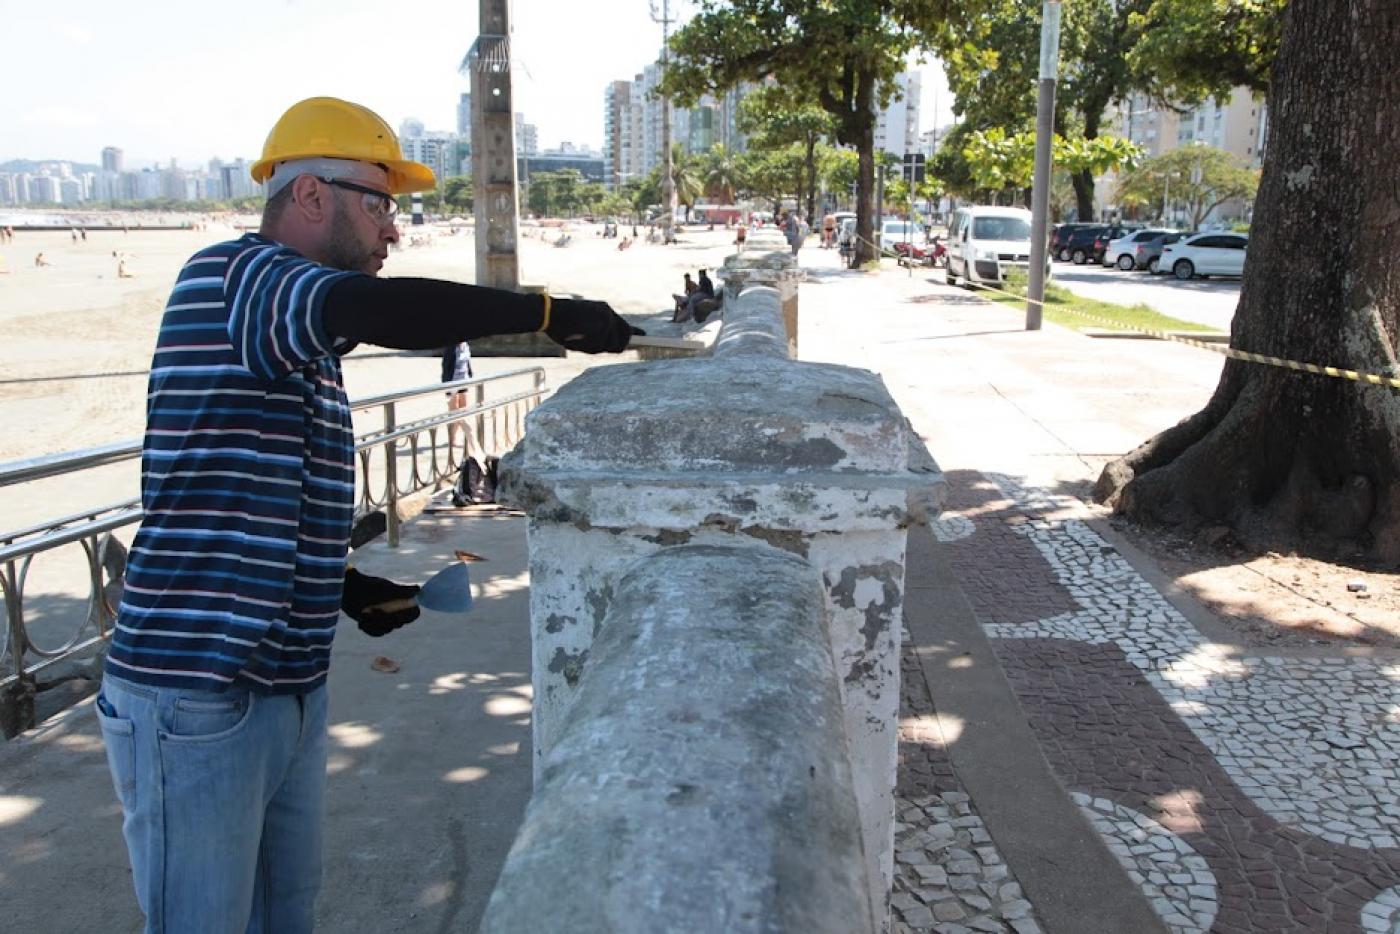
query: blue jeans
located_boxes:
[95,674,329,934]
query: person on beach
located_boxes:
[93,96,638,934]
[442,340,473,451]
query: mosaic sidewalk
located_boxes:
[912,469,1400,934]
[895,643,1046,934]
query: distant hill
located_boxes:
[1,159,104,174]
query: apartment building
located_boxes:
[875,72,923,158]
[1115,87,1268,167]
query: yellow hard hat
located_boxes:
[250,97,436,194]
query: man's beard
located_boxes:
[323,193,379,274]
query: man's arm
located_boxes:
[322,276,638,354]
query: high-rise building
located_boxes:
[603,57,760,192]
[102,146,124,173]
[402,136,455,183]
[92,172,120,202]
[457,93,472,138]
[0,174,17,205]
[1114,88,1267,167]
[515,113,539,156]
[874,72,922,157]
[399,117,425,140]
[32,175,61,204]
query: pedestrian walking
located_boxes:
[93,95,638,934]
[783,210,808,258]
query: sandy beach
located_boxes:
[0,216,740,505]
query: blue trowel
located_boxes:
[415,551,481,613]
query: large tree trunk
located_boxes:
[1095,0,1400,563]
[851,72,878,267]
[804,136,818,228]
[1070,168,1096,222]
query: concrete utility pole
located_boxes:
[651,0,678,244]
[1026,1,1061,331]
[465,0,520,290]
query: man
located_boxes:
[783,210,807,258]
[93,96,634,934]
[676,267,718,323]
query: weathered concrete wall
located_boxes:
[718,246,801,355]
[497,247,944,921]
[478,544,878,934]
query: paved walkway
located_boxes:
[2,242,1397,933]
[0,505,536,932]
[795,244,1400,934]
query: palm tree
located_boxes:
[702,145,741,204]
[670,144,704,221]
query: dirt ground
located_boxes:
[1108,514,1400,649]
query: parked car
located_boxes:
[1050,223,1099,261]
[944,205,1049,288]
[1138,231,1190,274]
[1102,229,1174,270]
[879,218,930,262]
[1057,225,1123,264]
[1158,232,1249,280]
[1088,225,1139,265]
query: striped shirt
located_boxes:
[106,234,358,693]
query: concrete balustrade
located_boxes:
[493,244,944,926]
[478,544,877,933]
[718,243,803,355]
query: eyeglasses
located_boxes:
[318,177,399,225]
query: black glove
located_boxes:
[545,298,637,353]
[342,567,421,636]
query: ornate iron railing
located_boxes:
[0,366,546,733]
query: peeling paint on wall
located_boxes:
[547,647,590,687]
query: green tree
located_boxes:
[553,170,584,216]
[959,129,1140,206]
[962,127,1038,199]
[737,85,836,223]
[820,147,860,207]
[929,123,983,202]
[931,1,1156,218]
[1096,0,1400,563]
[1128,0,1285,102]
[882,175,911,213]
[1115,145,1258,228]
[578,182,609,216]
[737,146,804,212]
[934,1,1281,220]
[664,0,971,265]
[700,144,743,204]
[442,176,473,213]
[669,145,704,220]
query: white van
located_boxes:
[944,206,1049,289]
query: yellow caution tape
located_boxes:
[958,278,1400,391]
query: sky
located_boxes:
[3,0,953,169]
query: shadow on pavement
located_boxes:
[0,504,536,934]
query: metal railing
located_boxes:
[352,367,546,546]
[0,366,546,729]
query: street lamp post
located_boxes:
[651,0,678,245]
[1026,1,1062,330]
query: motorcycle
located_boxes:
[927,236,948,268]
